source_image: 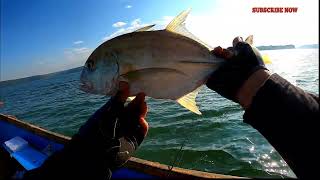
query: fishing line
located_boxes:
[166,136,189,178]
[166,117,201,178]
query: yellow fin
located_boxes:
[128,96,136,101]
[135,24,155,32]
[262,54,272,64]
[166,8,191,32]
[245,35,253,45]
[165,8,213,50]
[176,87,202,115]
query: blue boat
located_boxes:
[0,113,240,179]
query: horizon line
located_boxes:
[1,44,319,82]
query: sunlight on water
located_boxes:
[1,49,318,178]
[263,49,319,94]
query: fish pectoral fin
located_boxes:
[176,87,202,115]
[165,8,213,50]
[135,24,156,32]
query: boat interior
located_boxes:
[0,114,239,179]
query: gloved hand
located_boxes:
[21,82,147,180]
[77,82,148,169]
[206,36,268,103]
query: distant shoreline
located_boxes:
[257,44,318,51]
[257,44,295,51]
[1,44,318,86]
[0,67,83,87]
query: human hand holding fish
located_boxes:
[206,36,271,109]
[80,9,224,115]
[77,81,148,168]
[80,9,271,115]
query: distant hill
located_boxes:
[256,45,295,51]
[0,66,83,88]
[298,44,319,49]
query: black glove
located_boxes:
[22,83,148,180]
[206,36,268,102]
[77,83,148,169]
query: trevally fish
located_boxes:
[80,9,253,114]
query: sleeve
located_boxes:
[243,73,319,178]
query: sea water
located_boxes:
[1,48,318,178]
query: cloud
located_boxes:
[185,0,319,47]
[64,47,92,64]
[102,18,150,41]
[112,21,127,28]
[102,15,177,42]
[125,5,132,9]
[5,0,318,81]
[10,15,145,79]
[64,47,91,55]
[152,16,174,26]
[73,47,90,53]
[73,40,83,45]
[102,28,126,41]
[131,18,141,27]
[103,0,318,47]
[101,16,175,41]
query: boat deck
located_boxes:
[0,114,241,179]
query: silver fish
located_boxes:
[80,9,227,114]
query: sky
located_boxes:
[1,0,319,81]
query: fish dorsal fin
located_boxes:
[135,24,156,32]
[176,86,202,115]
[245,35,253,45]
[165,8,213,50]
[166,8,191,32]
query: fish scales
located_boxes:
[108,31,217,98]
[109,31,212,71]
[80,9,224,114]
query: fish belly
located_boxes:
[112,31,222,99]
[120,61,217,100]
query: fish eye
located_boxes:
[86,60,95,71]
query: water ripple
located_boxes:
[1,49,316,178]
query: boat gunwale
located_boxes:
[0,113,242,179]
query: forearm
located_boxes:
[243,74,319,178]
[244,73,319,126]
